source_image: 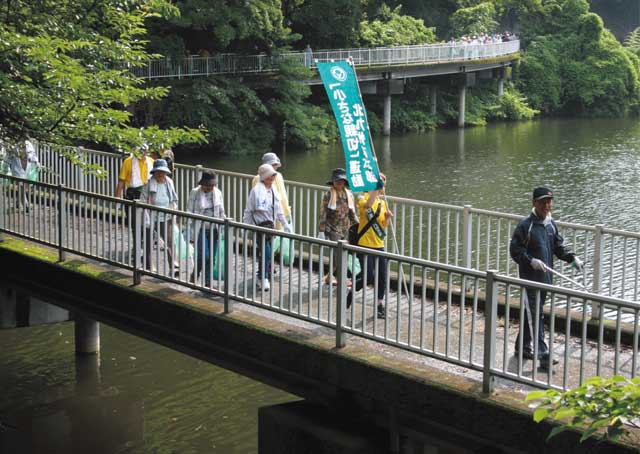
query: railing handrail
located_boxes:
[136,40,520,79]
[4,172,638,394]
[21,144,640,261]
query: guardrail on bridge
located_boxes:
[1,173,639,394]
[133,40,520,79]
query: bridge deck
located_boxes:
[3,195,631,394]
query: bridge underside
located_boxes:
[304,54,519,85]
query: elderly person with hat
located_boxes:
[243,164,288,291]
[251,153,291,231]
[186,171,226,287]
[318,168,358,284]
[510,186,583,368]
[140,159,179,274]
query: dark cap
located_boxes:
[198,171,217,186]
[533,187,554,201]
[326,168,349,187]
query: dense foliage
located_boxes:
[359,5,437,47]
[0,0,205,160]
[4,0,639,156]
[516,0,640,116]
[526,376,640,443]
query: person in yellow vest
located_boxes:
[346,173,393,318]
[251,153,291,229]
[115,144,154,201]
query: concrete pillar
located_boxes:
[259,401,381,453]
[457,83,466,128]
[382,135,391,164]
[497,78,505,98]
[0,287,17,328]
[429,86,438,116]
[75,314,100,354]
[383,93,392,136]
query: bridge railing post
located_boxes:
[482,270,498,394]
[335,240,348,348]
[462,205,472,270]
[57,183,67,262]
[224,217,233,314]
[132,200,142,285]
[591,224,604,319]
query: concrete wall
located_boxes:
[1,243,638,453]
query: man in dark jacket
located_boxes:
[509,187,583,367]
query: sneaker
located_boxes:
[514,347,559,365]
[377,304,386,319]
[258,278,270,291]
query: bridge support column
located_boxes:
[75,314,100,354]
[260,401,381,454]
[383,93,392,136]
[457,83,466,128]
[429,86,437,116]
[497,78,505,98]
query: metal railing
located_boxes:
[132,41,520,80]
[23,143,640,311]
[2,173,639,393]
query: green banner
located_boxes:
[318,61,381,192]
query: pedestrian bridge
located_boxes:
[136,40,519,133]
[135,41,520,83]
[2,143,640,450]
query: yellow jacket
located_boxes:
[355,193,389,249]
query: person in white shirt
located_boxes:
[243,164,288,291]
[140,159,178,275]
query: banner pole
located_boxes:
[347,57,412,304]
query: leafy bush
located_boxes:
[491,88,539,120]
[526,376,640,443]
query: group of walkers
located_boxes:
[115,147,395,318]
[1,138,583,368]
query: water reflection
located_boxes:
[0,323,296,453]
[180,118,640,231]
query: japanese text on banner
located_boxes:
[317,61,381,192]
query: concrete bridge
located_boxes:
[2,144,640,452]
[136,40,520,133]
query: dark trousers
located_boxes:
[256,233,273,280]
[145,220,174,270]
[350,247,387,301]
[193,227,219,286]
[515,288,548,353]
[123,186,142,225]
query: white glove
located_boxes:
[283,223,292,234]
[571,256,583,273]
[530,258,547,271]
[318,232,325,240]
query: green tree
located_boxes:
[516,0,640,117]
[449,2,498,37]
[526,376,640,443]
[359,4,437,47]
[624,27,640,56]
[148,0,298,56]
[289,0,363,48]
[0,0,205,159]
